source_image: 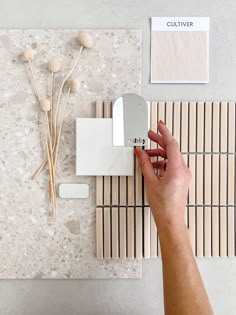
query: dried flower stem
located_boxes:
[53,46,83,144]
[54,87,71,169]
[42,112,56,218]
[50,71,54,139]
[33,46,84,179]
[28,59,40,103]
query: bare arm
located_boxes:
[135,120,214,315]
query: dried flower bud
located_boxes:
[78,32,93,48]
[20,48,34,62]
[40,99,51,112]
[48,58,61,73]
[68,78,80,93]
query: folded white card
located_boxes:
[151,17,209,83]
[76,118,134,176]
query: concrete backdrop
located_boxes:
[1,0,236,314]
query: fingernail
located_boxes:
[134,147,142,158]
[160,120,165,125]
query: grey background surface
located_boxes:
[1,0,236,314]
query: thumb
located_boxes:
[134,147,157,185]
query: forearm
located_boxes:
[156,214,214,315]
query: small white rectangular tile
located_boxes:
[76,118,134,176]
[59,183,89,199]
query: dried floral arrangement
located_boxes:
[19,32,93,222]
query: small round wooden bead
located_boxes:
[78,32,93,48]
[40,99,51,112]
[48,58,61,73]
[20,48,34,62]
[68,79,80,93]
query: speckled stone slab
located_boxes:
[0,30,142,279]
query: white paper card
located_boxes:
[151,17,209,83]
[76,118,134,176]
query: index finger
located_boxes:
[158,120,182,167]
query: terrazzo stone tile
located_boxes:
[0,29,142,278]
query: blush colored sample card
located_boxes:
[76,118,134,176]
[151,17,209,83]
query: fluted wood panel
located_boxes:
[96,101,236,259]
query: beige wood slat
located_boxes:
[220,207,227,257]
[96,208,103,259]
[119,207,127,259]
[212,102,220,257]
[204,155,211,205]
[197,207,204,257]
[143,101,151,258]
[103,101,112,259]
[120,177,127,206]
[212,207,219,256]
[220,155,227,205]
[95,101,104,259]
[197,155,203,204]
[196,102,204,205]
[135,207,143,259]
[196,156,203,257]
[128,176,134,205]
[112,208,119,259]
[96,101,104,207]
[150,101,158,258]
[228,102,235,153]
[158,101,165,123]
[183,154,188,227]
[228,102,235,260]
[197,101,204,152]
[212,156,219,204]
[134,152,142,207]
[196,102,204,256]
[181,103,189,228]
[189,155,195,206]
[220,155,227,257]
[112,176,119,259]
[212,100,220,146]
[104,207,111,259]
[188,103,196,254]
[127,175,134,259]
[228,207,235,256]
[127,207,134,259]
[181,102,189,153]
[135,134,143,258]
[173,101,180,143]
[144,207,150,258]
[166,101,173,133]
[220,102,228,152]
[204,102,212,257]
[188,157,195,254]
[204,206,212,257]
[104,171,111,259]
[189,101,196,152]
[228,155,235,205]
[205,101,212,153]
[189,207,196,254]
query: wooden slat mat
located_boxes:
[96,101,236,259]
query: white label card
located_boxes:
[152,17,209,32]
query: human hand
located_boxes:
[134,120,191,230]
